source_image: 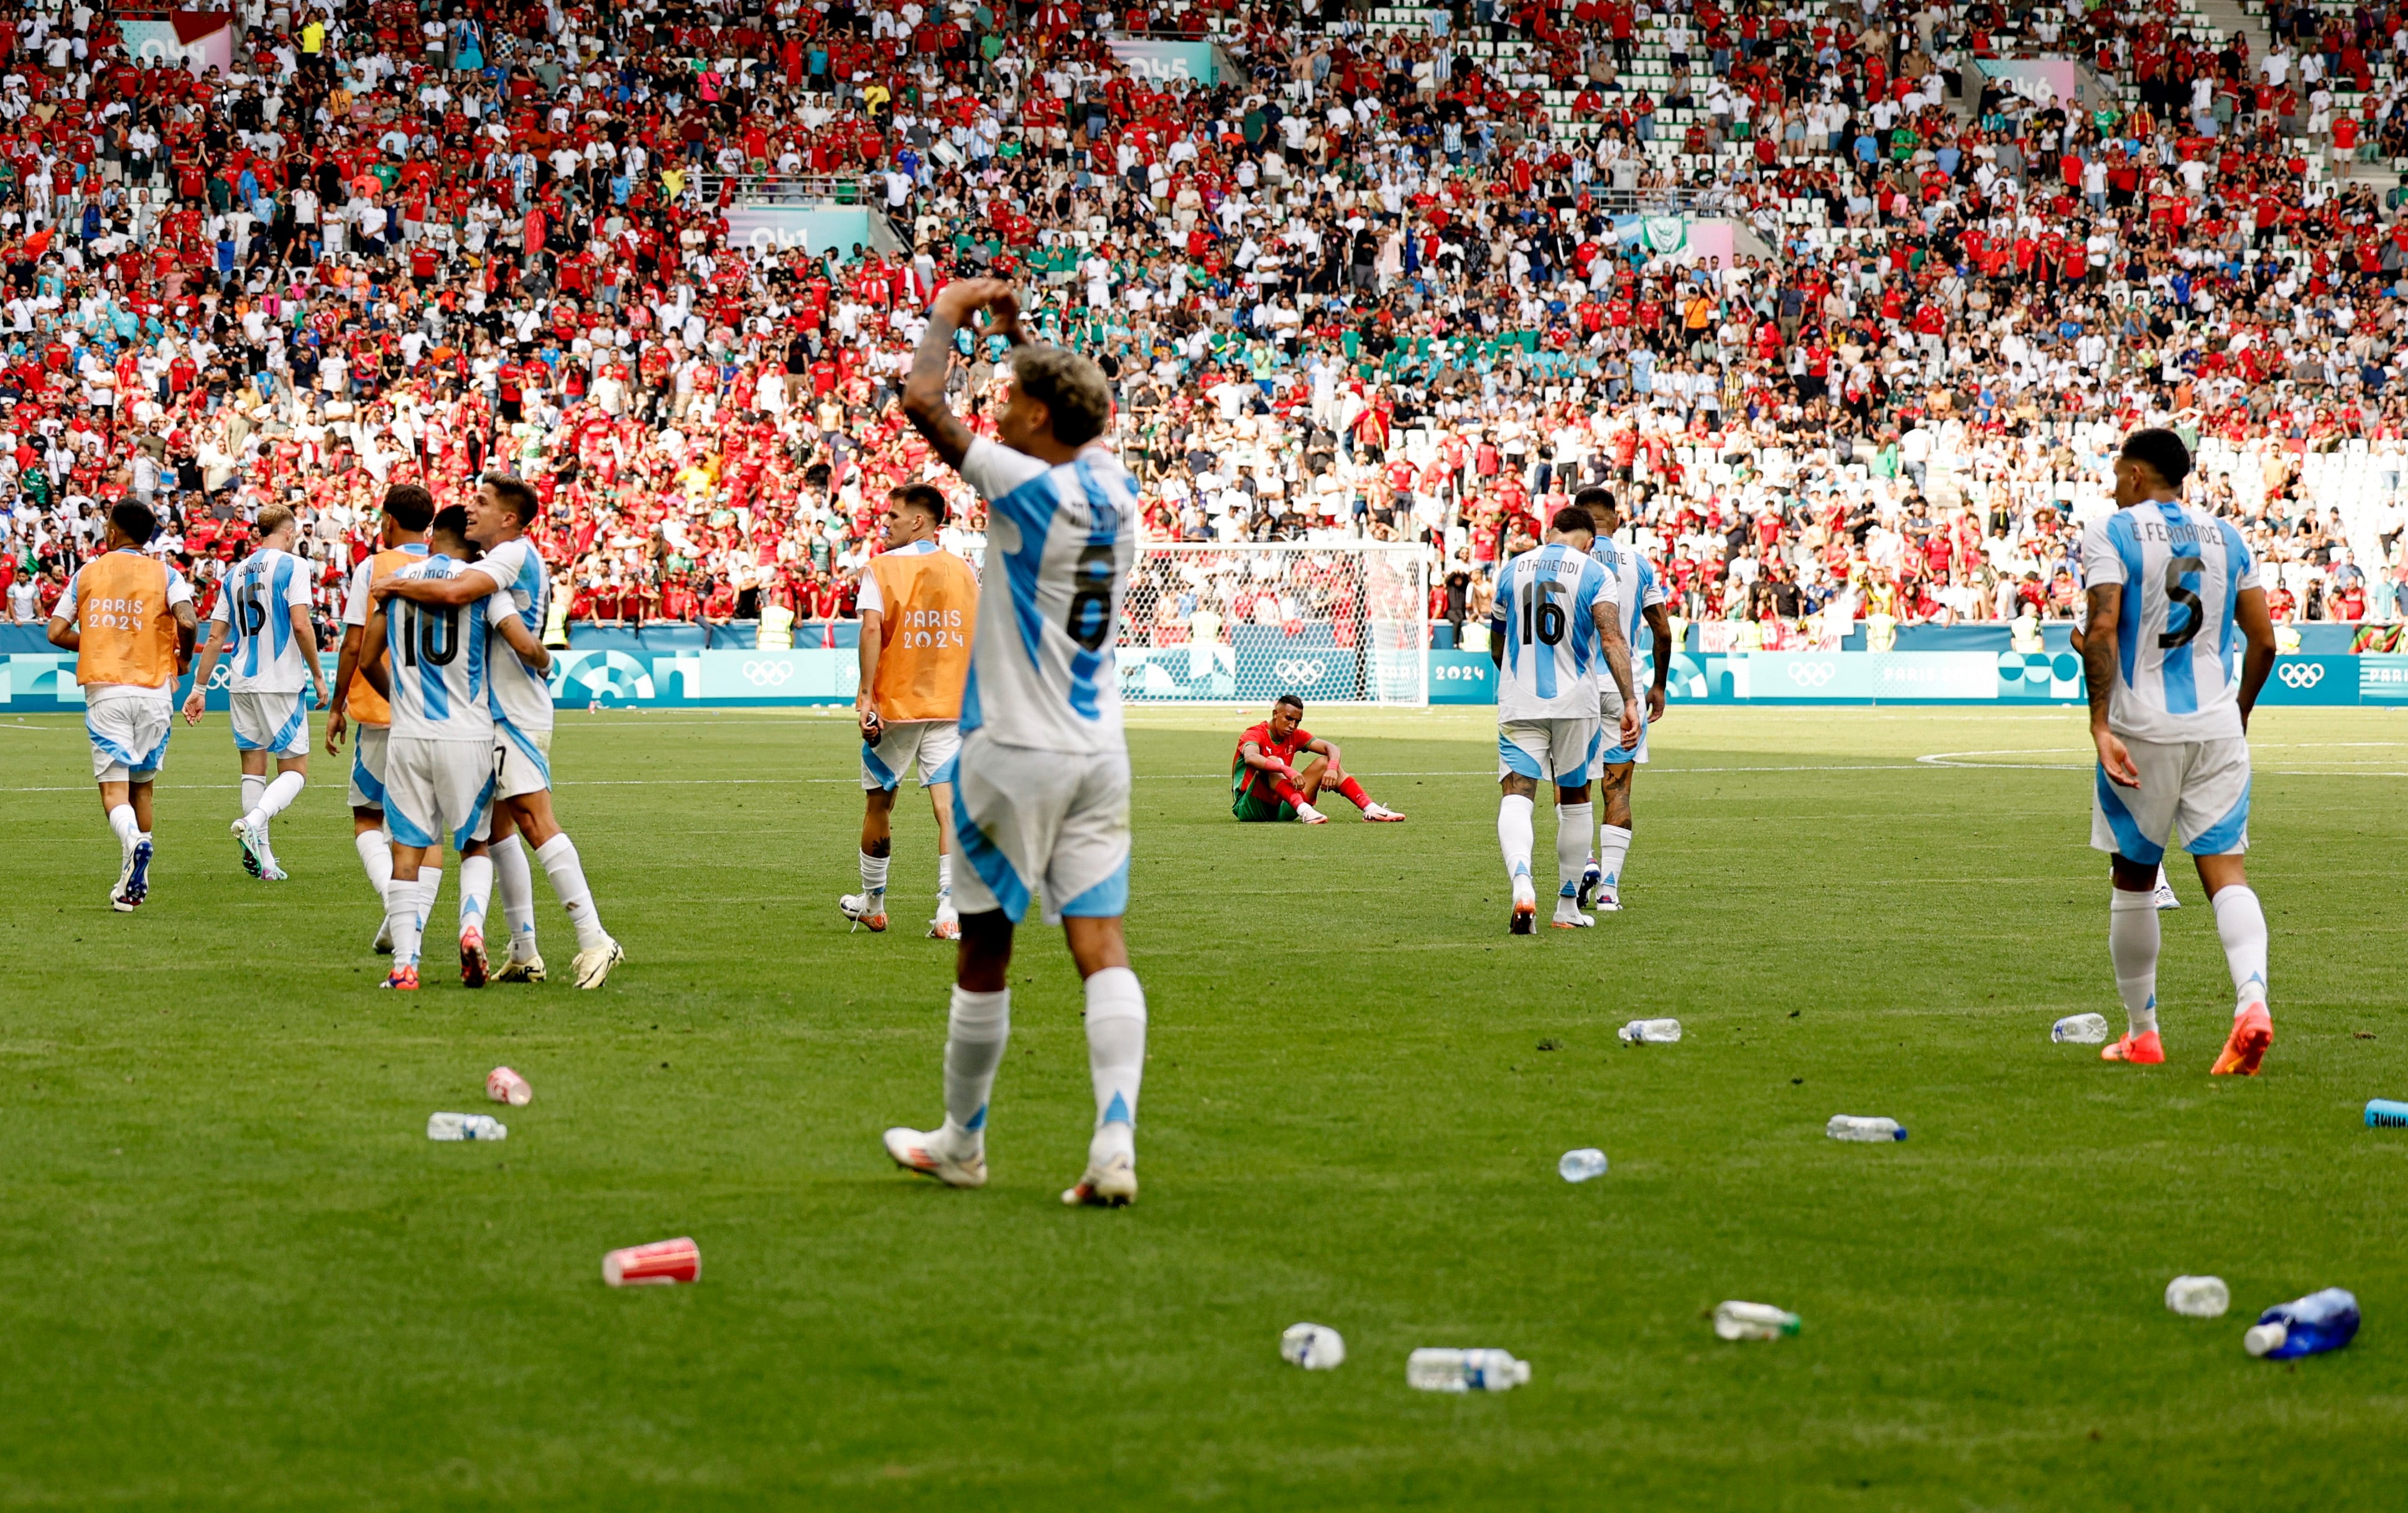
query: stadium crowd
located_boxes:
[9,0,2408,648]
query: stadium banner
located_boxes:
[723,206,879,258]
[1102,37,1221,84]
[7,651,2406,714]
[119,13,234,76]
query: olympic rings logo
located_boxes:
[1274,659,1329,684]
[2277,662,2326,689]
[206,665,234,690]
[1785,661,1838,688]
[742,659,795,686]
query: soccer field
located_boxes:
[4,702,2405,1510]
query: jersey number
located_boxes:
[1065,545,1114,652]
[1519,578,1566,647]
[399,603,461,668]
[2159,555,2205,651]
[234,584,267,637]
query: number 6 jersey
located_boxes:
[2079,499,2259,743]
[379,555,517,743]
[956,437,1138,754]
[1488,541,1619,721]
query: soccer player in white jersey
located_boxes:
[375,474,623,988]
[1489,503,1640,934]
[879,279,1151,1208]
[359,506,550,991]
[1575,487,1672,913]
[180,504,332,881]
[2069,544,2182,914]
[330,485,434,953]
[2080,428,2280,1074]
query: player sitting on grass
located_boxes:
[1231,695,1404,824]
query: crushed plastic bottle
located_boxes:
[1619,1019,1682,1043]
[1280,1323,1345,1370]
[1407,1348,1530,1392]
[427,1112,507,1141]
[2052,1013,2111,1045]
[2366,1099,2408,1129]
[1826,1115,1906,1142]
[2244,1289,2360,1359]
[1713,1302,1802,1341]
[1558,1148,1609,1183]
[2165,1275,2231,1318]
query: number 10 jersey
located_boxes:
[380,555,517,743]
[956,437,1137,755]
[2078,499,2259,744]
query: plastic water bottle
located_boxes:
[1713,1302,1802,1341]
[1280,1323,1345,1370]
[427,1111,507,1141]
[2052,1013,2111,1045]
[1407,1348,1531,1392]
[2165,1275,2231,1318]
[1557,1148,1609,1183]
[2366,1099,2408,1128]
[1619,1018,1682,1043]
[2244,1289,2361,1359]
[1827,1114,1907,1142]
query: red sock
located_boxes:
[1272,779,1308,809]
[1336,776,1372,809]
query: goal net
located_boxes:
[1118,542,1431,706]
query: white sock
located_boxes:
[1084,966,1146,1164]
[417,866,443,930]
[937,852,953,910]
[354,828,394,900]
[1497,793,1535,892]
[493,834,539,960]
[459,853,494,933]
[2109,886,2161,1035]
[247,769,304,828]
[108,803,141,849]
[2211,885,2270,1012]
[940,986,1011,1149]
[1555,802,1592,899]
[241,772,264,825]
[1598,823,1632,899]
[384,876,424,966]
[535,832,609,950]
[859,848,890,899]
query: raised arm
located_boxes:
[373,563,501,607]
[902,277,1016,470]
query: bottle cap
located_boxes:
[1891,1126,1908,1141]
[2244,1321,2286,1357]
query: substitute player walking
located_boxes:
[881,279,1151,1208]
[2080,428,2279,1073]
[47,499,198,910]
[841,482,977,938]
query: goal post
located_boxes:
[1118,542,1432,706]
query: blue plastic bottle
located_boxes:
[2366,1099,2408,1129]
[2244,1289,2361,1359]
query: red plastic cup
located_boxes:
[486,1067,533,1107]
[603,1237,700,1287]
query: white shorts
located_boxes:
[348,724,389,810]
[1498,716,1601,786]
[497,720,552,800]
[230,691,310,756]
[862,719,960,792]
[384,736,499,854]
[2092,735,2251,864]
[1595,690,1648,770]
[950,730,1130,925]
[86,693,172,784]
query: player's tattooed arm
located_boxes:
[2082,584,2139,787]
[905,277,1013,468]
[373,565,501,608]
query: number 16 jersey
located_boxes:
[956,437,1137,754]
[2079,499,2258,744]
[1489,542,1619,721]
[381,555,517,743]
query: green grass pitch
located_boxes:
[3,702,2405,1509]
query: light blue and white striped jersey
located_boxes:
[2079,499,2259,743]
[210,547,316,693]
[381,555,514,743]
[1588,537,1665,662]
[955,437,1137,754]
[472,536,553,736]
[1489,542,1619,721]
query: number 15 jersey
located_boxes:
[1489,542,1619,721]
[2079,499,2258,743]
[956,437,1137,754]
[381,555,517,743]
